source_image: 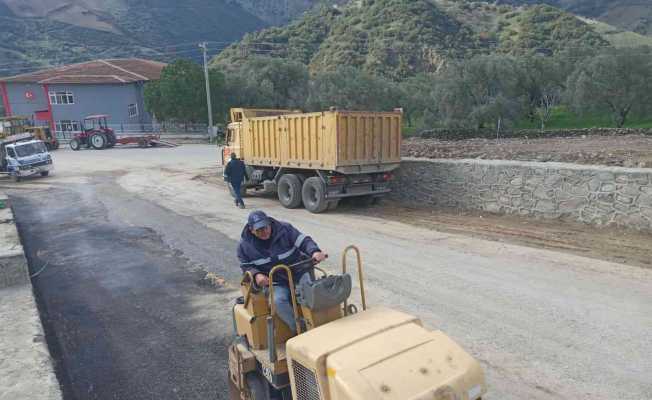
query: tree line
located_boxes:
[144,46,652,134]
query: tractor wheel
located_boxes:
[277,174,303,209]
[245,372,271,400]
[70,139,81,151]
[302,177,329,213]
[90,133,107,150]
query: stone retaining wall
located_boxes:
[390,158,652,232]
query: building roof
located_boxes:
[0,59,167,84]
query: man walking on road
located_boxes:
[224,153,248,209]
[237,211,328,333]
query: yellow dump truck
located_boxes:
[221,108,402,213]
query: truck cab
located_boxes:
[1,133,54,181]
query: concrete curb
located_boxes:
[0,192,63,400]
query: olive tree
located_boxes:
[566,46,652,127]
[436,55,525,133]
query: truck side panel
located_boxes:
[245,117,282,166]
[283,112,336,170]
[336,112,401,167]
[239,110,401,172]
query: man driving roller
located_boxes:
[237,210,327,333]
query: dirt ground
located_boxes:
[355,200,652,269]
[197,173,652,269]
[403,134,652,167]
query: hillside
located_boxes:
[212,0,611,80]
[494,0,652,35]
[0,0,266,77]
[233,0,347,25]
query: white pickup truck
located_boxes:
[1,133,54,182]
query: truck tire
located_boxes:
[302,177,329,213]
[278,174,303,208]
[70,139,81,151]
[90,133,107,150]
[40,171,49,177]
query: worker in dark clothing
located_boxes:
[224,153,248,208]
[237,210,327,333]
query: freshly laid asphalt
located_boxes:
[11,178,240,400]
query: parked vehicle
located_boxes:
[220,108,402,213]
[0,116,60,150]
[69,115,117,150]
[69,115,173,150]
[25,126,60,150]
[0,116,31,138]
[1,133,54,181]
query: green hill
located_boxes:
[493,0,652,36]
[0,0,266,77]
[213,0,613,80]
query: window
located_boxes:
[128,103,138,118]
[6,147,16,158]
[55,120,80,139]
[49,91,74,105]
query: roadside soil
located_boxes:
[199,173,652,270]
[403,134,652,167]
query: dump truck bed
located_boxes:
[242,110,402,174]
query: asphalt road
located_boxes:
[9,176,240,399]
[4,145,652,400]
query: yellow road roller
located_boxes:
[229,246,487,400]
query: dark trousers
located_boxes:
[231,181,244,205]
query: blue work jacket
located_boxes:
[237,218,320,286]
[224,159,248,184]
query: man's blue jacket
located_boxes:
[237,218,320,286]
[224,159,248,184]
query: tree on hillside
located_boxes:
[144,60,227,124]
[397,74,439,128]
[436,55,524,132]
[306,67,400,112]
[228,57,310,108]
[517,54,570,131]
[566,46,652,127]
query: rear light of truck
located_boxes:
[381,173,393,181]
[328,175,345,185]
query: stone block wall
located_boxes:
[390,158,652,232]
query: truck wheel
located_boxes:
[70,139,81,151]
[302,177,329,213]
[327,200,340,211]
[40,171,49,177]
[90,133,107,150]
[278,174,303,208]
[245,372,271,400]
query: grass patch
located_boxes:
[515,107,652,130]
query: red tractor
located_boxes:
[70,115,117,151]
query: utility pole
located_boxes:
[199,42,214,137]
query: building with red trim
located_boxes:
[0,59,166,138]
